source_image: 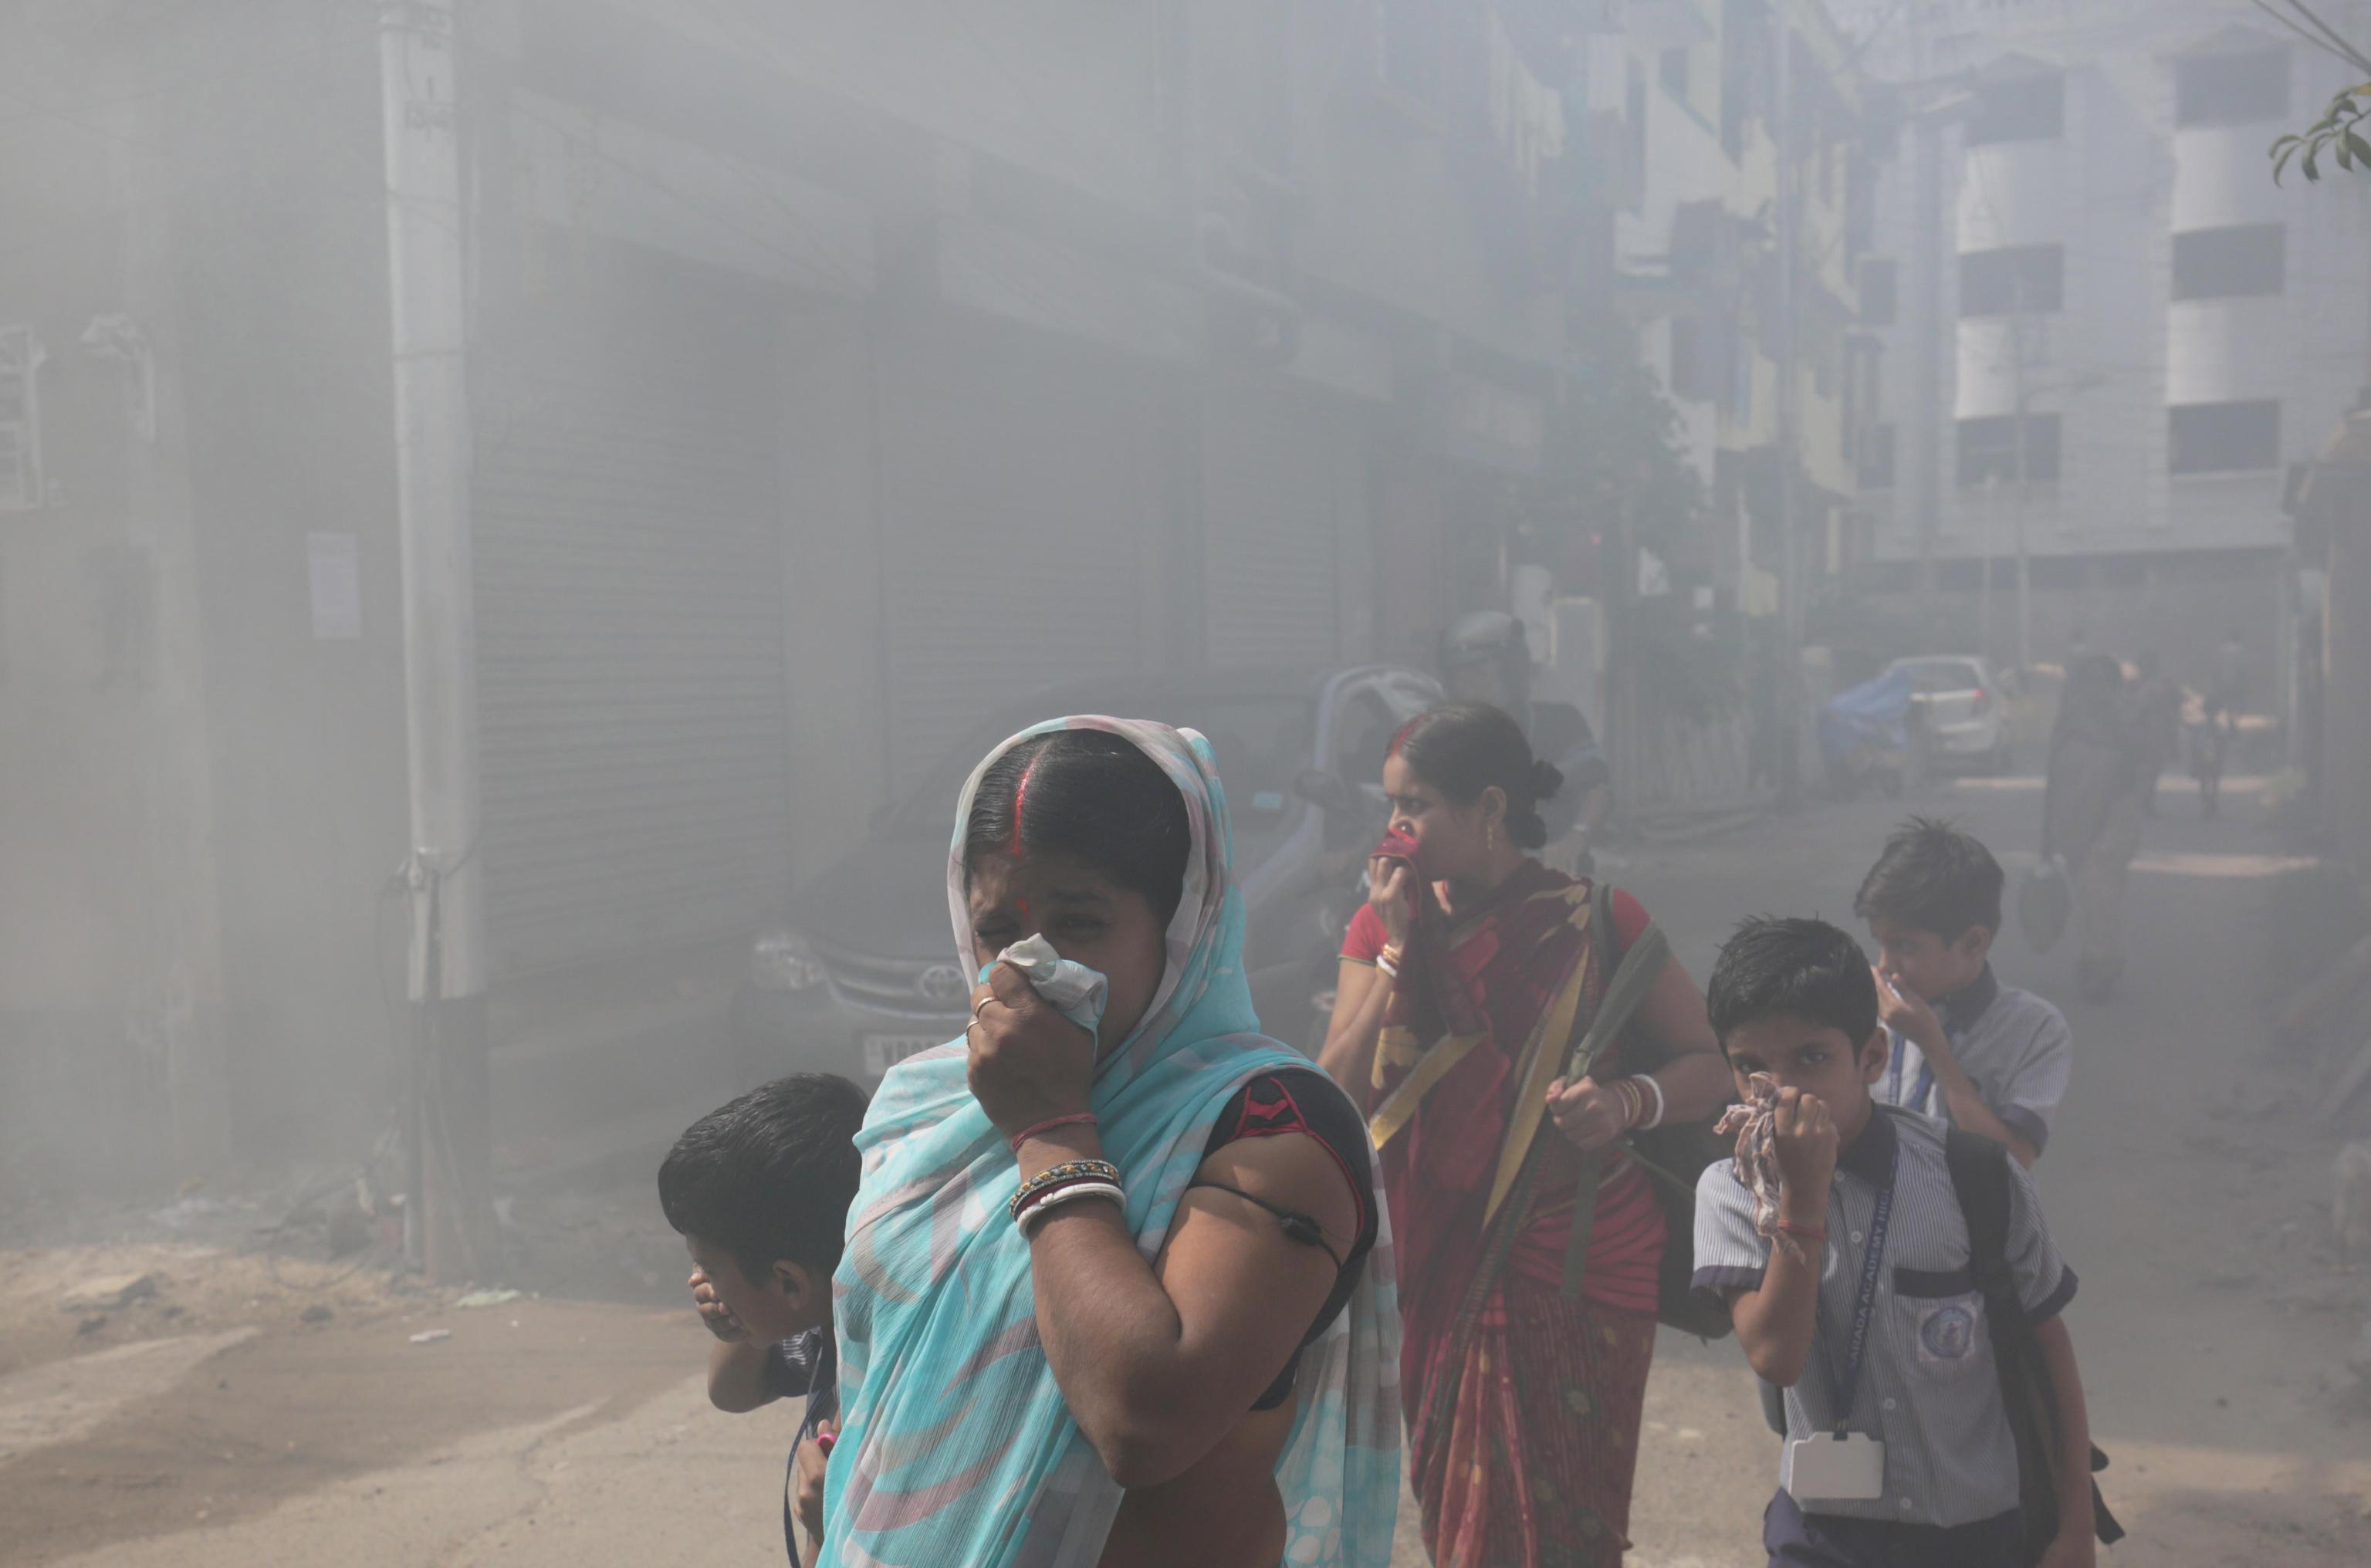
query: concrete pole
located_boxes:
[1909,7,1945,611]
[2011,286,2033,673]
[1980,471,1997,661]
[379,0,492,1284]
[1776,17,1798,651]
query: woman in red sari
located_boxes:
[1317,702,1731,1567]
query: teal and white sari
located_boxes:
[822,716,1400,1567]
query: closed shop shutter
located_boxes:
[472,255,791,977]
[874,321,1155,791]
[1202,374,1343,669]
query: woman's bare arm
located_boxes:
[1016,1125,1359,1488]
[1315,960,1390,1110]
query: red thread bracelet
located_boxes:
[1008,1112,1098,1152]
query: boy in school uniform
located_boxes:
[1694,917,2096,1568]
[659,1073,867,1566]
[1855,819,2072,1168]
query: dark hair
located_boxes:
[1852,816,2004,940]
[658,1073,867,1282]
[1706,917,1880,1046]
[964,729,1192,923]
[1389,701,1564,850]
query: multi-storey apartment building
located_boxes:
[1842,0,2371,691]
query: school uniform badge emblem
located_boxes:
[1917,1302,1977,1362]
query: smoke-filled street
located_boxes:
[11,2,2371,1565]
[6,772,2365,1566]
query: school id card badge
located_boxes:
[1785,1154,1898,1505]
[1783,1431,1887,1502]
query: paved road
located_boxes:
[5,772,2368,1566]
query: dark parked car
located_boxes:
[732,664,1443,1090]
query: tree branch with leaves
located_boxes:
[2261,0,2371,182]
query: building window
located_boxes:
[0,326,43,513]
[1965,73,2064,145]
[2168,400,2280,474]
[1959,245,2063,316]
[1861,422,1897,488]
[1958,413,2062,485]
[2171,223,2285,299]
[2175,49,2288,128]
[1660,46,1690,101]
[1669,316,1716,402]
[1860,258,1899,326]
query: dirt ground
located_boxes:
[4,770,2369,1566]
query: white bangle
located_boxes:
[1017,1181,1125,1236]
[1635,1073,1666,1130]
[1375,952,1399,979]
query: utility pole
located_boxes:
[1774,5,1802,803]
[2009,282,2033,673]
[379,0,492,1285]
[1980,470,1997,661]
[1909,2,1945,611]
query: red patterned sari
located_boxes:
[1350,860,1666,1567]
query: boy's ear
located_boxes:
[1858,1026,1891,1086]
[1958,924,1996,965]
[769,1259,819,1315]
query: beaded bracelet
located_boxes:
[1017,1180,1125,1235]
[1006,1158,1124,1223]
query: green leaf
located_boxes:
[2275,144,2299,184]
[2305,144,2323,181]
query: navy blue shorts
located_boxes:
[1764,1491,2022,1568]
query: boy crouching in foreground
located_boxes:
[658,1073,866,1566]
[1693,918,2096,1568]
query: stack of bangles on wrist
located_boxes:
[1614,1074,1666,1131]
[1375,945,1403,980]
[1008,1159,1125,1234]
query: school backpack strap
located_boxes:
[1944,1130,2125,1560]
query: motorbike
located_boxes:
[1819,667,1922,801]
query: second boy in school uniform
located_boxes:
[1695,917,2096,1568]
[1855,819,2072,1168]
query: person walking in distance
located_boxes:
[2041,656,2147,1002]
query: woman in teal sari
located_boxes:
[822,717,1401,1568]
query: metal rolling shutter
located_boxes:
[472,260,791,976]
[1202,374,1342,669]
[875,326,1154,791]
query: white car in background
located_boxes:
[1889,654,2012,774]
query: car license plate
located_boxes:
[862,1034,941,1077]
